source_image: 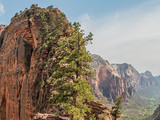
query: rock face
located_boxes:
[0,8,40,120]
[113,63,140,91]
[0,25,6,35]
[140,71,156,87]
[90,54,134,102]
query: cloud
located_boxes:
[78,1,160,76]
[0,3,5,15]
[77,13,91,34]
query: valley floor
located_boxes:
[122,87,160,120]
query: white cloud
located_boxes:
[0,3,5,15]
[78,1,160,76]
[77,13,91,33]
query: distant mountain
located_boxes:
[140,71,157,87]
[90,54,158,103]
[90,54,134,102]
[112,63,140,91]
[113,64,157,89]
[155,75,160,81]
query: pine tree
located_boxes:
[111,96,122,119]
[47,5,54,10]
[48,22,95,120]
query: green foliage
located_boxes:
[32,8,67,52]
[111,96,122,118]
[23,6,72,92]
[15,12,19,17]
[99,113,109,120]
[47,22,95,119]
[47,5,54,10]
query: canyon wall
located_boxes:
[0,5,69,120]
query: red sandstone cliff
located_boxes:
[0,5,71,120]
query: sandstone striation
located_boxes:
[0,5,71,120]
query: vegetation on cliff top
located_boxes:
[47,22,95,120]
[111,96,122,119]
[14,4,96,119]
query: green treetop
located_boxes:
[47,22,95,120]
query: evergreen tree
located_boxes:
[15,12,19,17]
[47,5,54,10]
[111,96,122,119]
[48,22,95,120]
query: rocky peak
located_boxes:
[141,70,153,78]
[112,63,140,77]
[91,54,108,68]
[140,71,156,87]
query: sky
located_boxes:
[0,0,160,76]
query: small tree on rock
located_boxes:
[47,5,54,10]
[111,96,122,119]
